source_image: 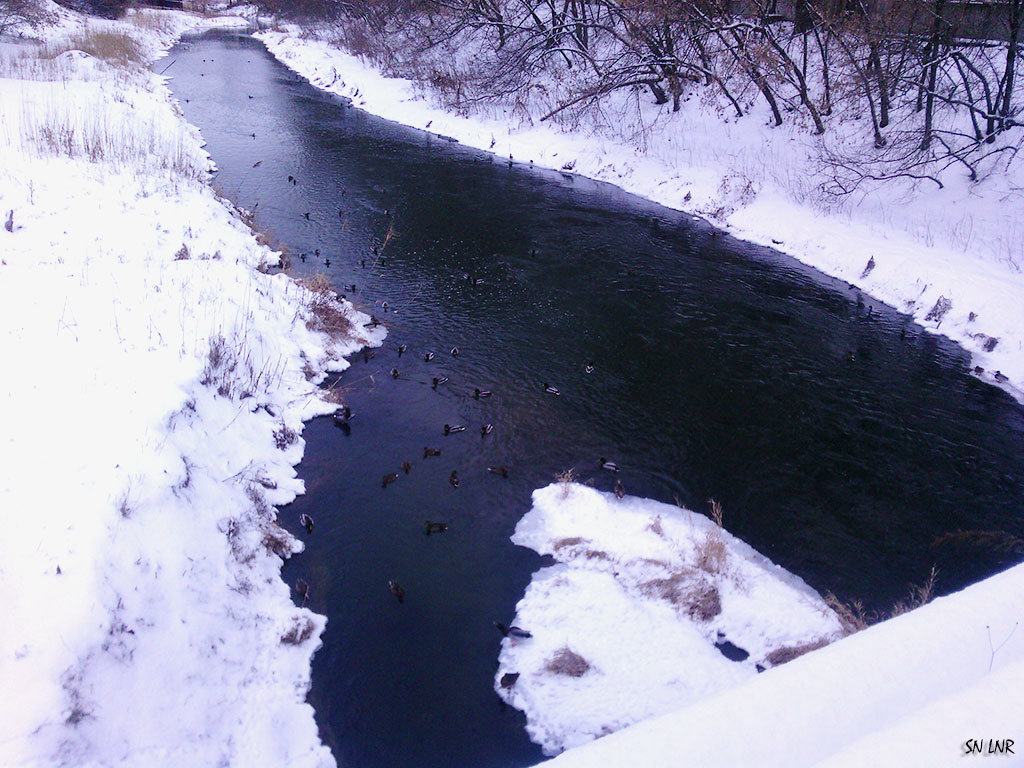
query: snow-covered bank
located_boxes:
[496,484,842,755]
[0,7,381,766]
[256,29,1024,403]
[534,559,1024,767]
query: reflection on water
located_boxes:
[166,30,1024,768]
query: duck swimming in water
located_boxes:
[500,672,520,688]
[388,580,405,603]
[474,388,491,399]
[424,352,435,362]
[382,472,399,488]
[443,424,465,435]
[425,521,448,536]
[493,622,532,639]
[481,424,493,436]
[600,457,619,472]
[401,460,412,474]
[397,344,407,356]
[299,513,314,533]
[451,347,460,357]
[432,376,449,388]
[487,466,509,478]
[449,470,460,488]
[544,383,560,395]
[391,368,400,379]
[585,362,595,374]
[423,447,441,458]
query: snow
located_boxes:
[255,27,1024,403]
[0,6,381,766]
[533,560,1024,767]
[496,484,842,755]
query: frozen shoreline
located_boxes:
[0,6,381,766]
[255,28,1024,403]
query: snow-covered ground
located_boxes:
[0,6,381,766]
[534,557,1024,767]
[255,28,1024,404]
[495,484,842,755]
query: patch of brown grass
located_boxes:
[686,581,722,621]
[694,499,728,574]
[299,273,354,338]
[545,647,591,677]
[765,638,830,666]
[57,29,144,67]
[281,616,316,646]
[553,536,587,550]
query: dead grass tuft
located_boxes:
[765,637,830,666]
[554,468,577,498]
[545,647,591,677]
[553,536,587,550]
[299,273,354,338]
[693,499,728,574]
[686,581,722,621]
[55,29,144,67]
[281,616,316,645]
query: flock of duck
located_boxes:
[266,171,624,655]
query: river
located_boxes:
[164,30,1024,768]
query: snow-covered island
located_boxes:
[0,4,382,765]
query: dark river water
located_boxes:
[165,30,1024,768]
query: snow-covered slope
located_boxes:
[496,484,842,755]
[0,7,380,766]
[255,29,1024,404]
[533,560,1024,767]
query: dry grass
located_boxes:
[686,581,722,621]
[693,498,728,575]
[765,637,830,667]
[57,28,144,67]
[280,616,316,646]
[553,536,587,550]
[826,566,939,636]
[554,467,577,498]
[642,572,721,621]
[299,273,355,338]
[545,647,591,677]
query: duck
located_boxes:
[299,513,314,533]
[388,580,405,602]
[363,349,375,363]
[350,284,357,293]
[391,368,400,379]
[995,371,1009,383]
[487,466,509,478]
[432,376,449,389]
[544,383,560,395]
[324,259,331,267]
[493,622,532,639]
[382,472,399,488]
[423,447,442,458]
[303,212,311,220]
[499,672,520,689]
[449,470,460,488]
[397,344,407,356]
[424,352,435,362]
[425,521,448,536]
[295,579,310,604]
[600,457,619,472]
[363,317,381,328]
[451,347,460,357]
[300,253,306,262]
[361,259,366,267]
[443,424,466,435]
[585,362,595,374]
[474,388,491,399]
[614,479,625,499]
[401,460,412,474]
[481,424,493,436]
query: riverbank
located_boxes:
[255,27,1024,404]
[0,6,381,766]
